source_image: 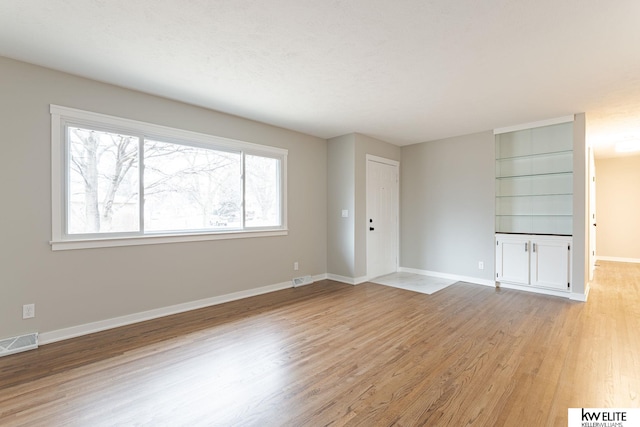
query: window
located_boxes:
[51,105,287,250]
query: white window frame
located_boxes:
[51,105,288,251]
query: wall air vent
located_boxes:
[292,275,313,287]
[0,333,38,357]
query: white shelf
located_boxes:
[496,151,573,178]
[495,121,573,235]
[496,194,572,216]
[496,123,573,158]
[495,215,573,235]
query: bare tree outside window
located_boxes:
[245,155,280,227]
[144,140,241,231]
[67,125,281,236]
[68,127,139,234]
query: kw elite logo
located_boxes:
[568,408,640,427]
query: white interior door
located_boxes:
[366,156,399,279]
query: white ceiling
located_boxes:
[1,0,640,157]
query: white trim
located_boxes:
[571,282,590,302]
[40,274,329,345]
[496,281,588,301]
[398,267,495,287]
[494,115,575,135]
[50,105,288,156]
[40,275,330,345]
[497,282,572,298]
[51,115,64,243]
[32,267,589,347]
[597,256,640,264]
[51,229,288,251]
[326,274,369,285]
[365,154,400,167]
[281,155,288,233]
[354,275,369,285]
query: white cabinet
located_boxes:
[496,233,571,293]
[496,235,530,285]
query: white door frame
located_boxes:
[366,154,400,279]
[588,147,597,281]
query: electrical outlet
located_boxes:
[478,261,484,270]
[294,261,299,271]
[23,304,35,319]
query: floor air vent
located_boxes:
[292,275,313,287]
[0,333,38,357]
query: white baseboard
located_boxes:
[398,267,495,287]
[33,265,589,347]
[326,274,368,285]
[39,275,326,346]
[597,256,640,264]
[496,282,569,298]
[495,281,589,302]
[571,282,590,302]
[354,275,368,285]
[397,267,589,301]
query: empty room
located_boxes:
[1,1,639,426]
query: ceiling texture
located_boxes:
[1,0,640,157]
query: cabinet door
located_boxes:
[530,239,570,291]
[496,237,530,285]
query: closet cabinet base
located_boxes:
[495,233,572,296]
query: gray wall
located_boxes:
[0,57,327,340]
[327,134,356,277]
[327,133,400,280]
[0,54,589,342]
[400,131,496,281]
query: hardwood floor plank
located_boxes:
[1,262,639,426]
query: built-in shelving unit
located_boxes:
[495,121,574,235]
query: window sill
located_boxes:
[50,229,288,251]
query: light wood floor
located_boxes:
[1,261,638,426]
